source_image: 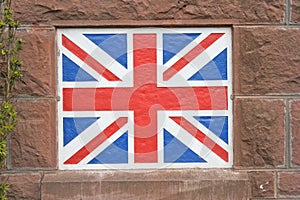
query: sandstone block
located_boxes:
[41,170,250,200]
[248,171,275,198]
[10,99,56,169]
[15,27,56,97]
[0,173,40,200]
[234,27,300,95]
[291,100,300,166]
[12,0,284,24]
[278,172,300,196]
[291,0,300,23]
[234,99,285,167]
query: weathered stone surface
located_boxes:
[234,27,300,95]
[291,100,300,166]
[42,170,250,200]
[0,173,40,200]
[15,27,56,97]
[10,99,56,169]
[248,171,275,198]
[278,172,300,196]
[250,199,294,200]
[12,0,284,24]
[234,99,285,167]
[99,180,249,200]
[291,0,300,23]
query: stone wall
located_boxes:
[0,0,299,199]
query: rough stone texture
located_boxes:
[291,0,300,23]
[255,199,300,200]
[15,27,56,97]
[234,99,285,167]
[291,100,300,166]
[10,99,56,169]
[278,172,300,196]
[41,170,250,200]
[250,199,297,200]
[0,173,40,200]
[234,27,300,95]
[249,171,275,198]
[1,1,298,200]
[12,0,285,24]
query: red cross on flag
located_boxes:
[58,28,232,169]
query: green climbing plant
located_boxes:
[0,0,22,199]
[0,183,8,200]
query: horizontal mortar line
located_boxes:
[277,195,300,199]
[18,25,55,30]
[0,172,249,181]
[0,169,57,174]
[3,167,300,175]
[0,96,58,101]
[0,24,55,30]
[233,94,300,99]
[40,179,249,182]
[254,197,300,200]
[52,19,236,27]
[232,23,300,28]
[17,22,300,29]
[13,96,56,100]
[17,96,57,99]
[7,95,300,101]
[51,20,293,27]
[234,168,300,172]
[287,22,300,26]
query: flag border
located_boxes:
[57,27,233,170]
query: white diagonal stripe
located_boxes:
[63,31,128,79]
[179,33,230,81]
[184,114,229,152]
[163,32,210,70]
[165,33,229,83]
[61,116,121,162]
[61,46,102,81]
[164,118,227,164]
[78,123,129,165]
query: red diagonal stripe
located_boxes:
[62,34,120,81]
[170,116,228,162]
[64,117,128,164]
[163,33,225,81]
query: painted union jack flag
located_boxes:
[58,28,232,169]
